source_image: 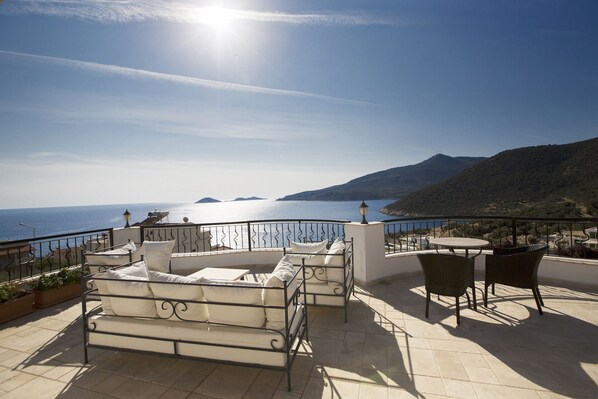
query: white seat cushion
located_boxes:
[202,280,265,328]
[149,271,208,322]
[106,263,156,317]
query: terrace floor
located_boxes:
[0,275,597,399]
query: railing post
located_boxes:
[247,222,252,251]
[108,228,114,248]
[512,218,517,247]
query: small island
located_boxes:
[233,197,266,202]
[195,196,266,204]
[195,197,221,204]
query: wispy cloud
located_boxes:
[1,0,396,26]
[0,50,372,106]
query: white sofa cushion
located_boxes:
[87,313,298,367]
[325,238,346,284]
[142,240,175,272]
[106,263,156,317]
[202,280,265,328]
[263,255,298,330]
[93,272,115,315]
[86,241,138,266]
[149,271,208,322]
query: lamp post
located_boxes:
[18,223,36,238]
[123,209,131,228]
[359,201,369,225]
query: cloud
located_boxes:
[2,1,396,26]
[0,50,372,106]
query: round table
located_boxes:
[428,237,490,258]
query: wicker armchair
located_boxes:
[484,244,548,315]
[417,254,474,325]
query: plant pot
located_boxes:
[33,283,80,309]
[0,293,35,323]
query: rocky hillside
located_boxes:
[382,137,598,217]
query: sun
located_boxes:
[201,6,234,32]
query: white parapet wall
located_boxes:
[347,221,598,289]
[113,227,142,247]
[113,222,598,289]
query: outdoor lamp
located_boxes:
[359,201,369,224]
[123,209,131,228]
[18,223,36,238]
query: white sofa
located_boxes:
[83,249,307,391]
[284,238,355,322]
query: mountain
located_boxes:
[382,137,598,217]
[195,197,221,203]
[278,154,486,201]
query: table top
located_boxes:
[187,267,250,281]
[428,237,490,249]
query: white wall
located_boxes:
[114,222,598,289]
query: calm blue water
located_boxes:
[0,200,395,241]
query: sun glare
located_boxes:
[201,7,234,32]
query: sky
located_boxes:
[0,0,596,209]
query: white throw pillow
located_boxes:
[142,240,175,273]
[325,238,346,283]
[289,240,327,267]
[86,241,138,266]
[149,271,208,322]
[203,280,265,328]
[263,255,299,330]
[106,263,156,317]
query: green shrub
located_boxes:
[0,282,30,303]
[32,268,82,292]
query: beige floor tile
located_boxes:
[92,373,130,395]
[112,378,170,399]
[244,369,284,399]
[194,364,259,399]
[158,388,191,399]
[443,378,478,399]
[59,385,112,399]
[359,382,388,399]
[472,382,541,399]
[459,352,489,368]
[433,350,469,380]
[464,365,500,384]
[0,369,36,392]
[301,376,360,399]
[0,376,67,399]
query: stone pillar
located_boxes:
[345,222,388,285]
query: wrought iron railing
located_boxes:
[383,216,598,258]
[0,228,113,282]
[140,219,347,253]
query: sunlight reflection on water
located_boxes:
[166,199,394,225]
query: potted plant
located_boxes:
[0,282,35,323]
[32,267,82,308]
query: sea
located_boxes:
[0,199,396,241]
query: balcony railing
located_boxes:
[384,216,598,258]
[0,228,114,282]
[140,219,347,253]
